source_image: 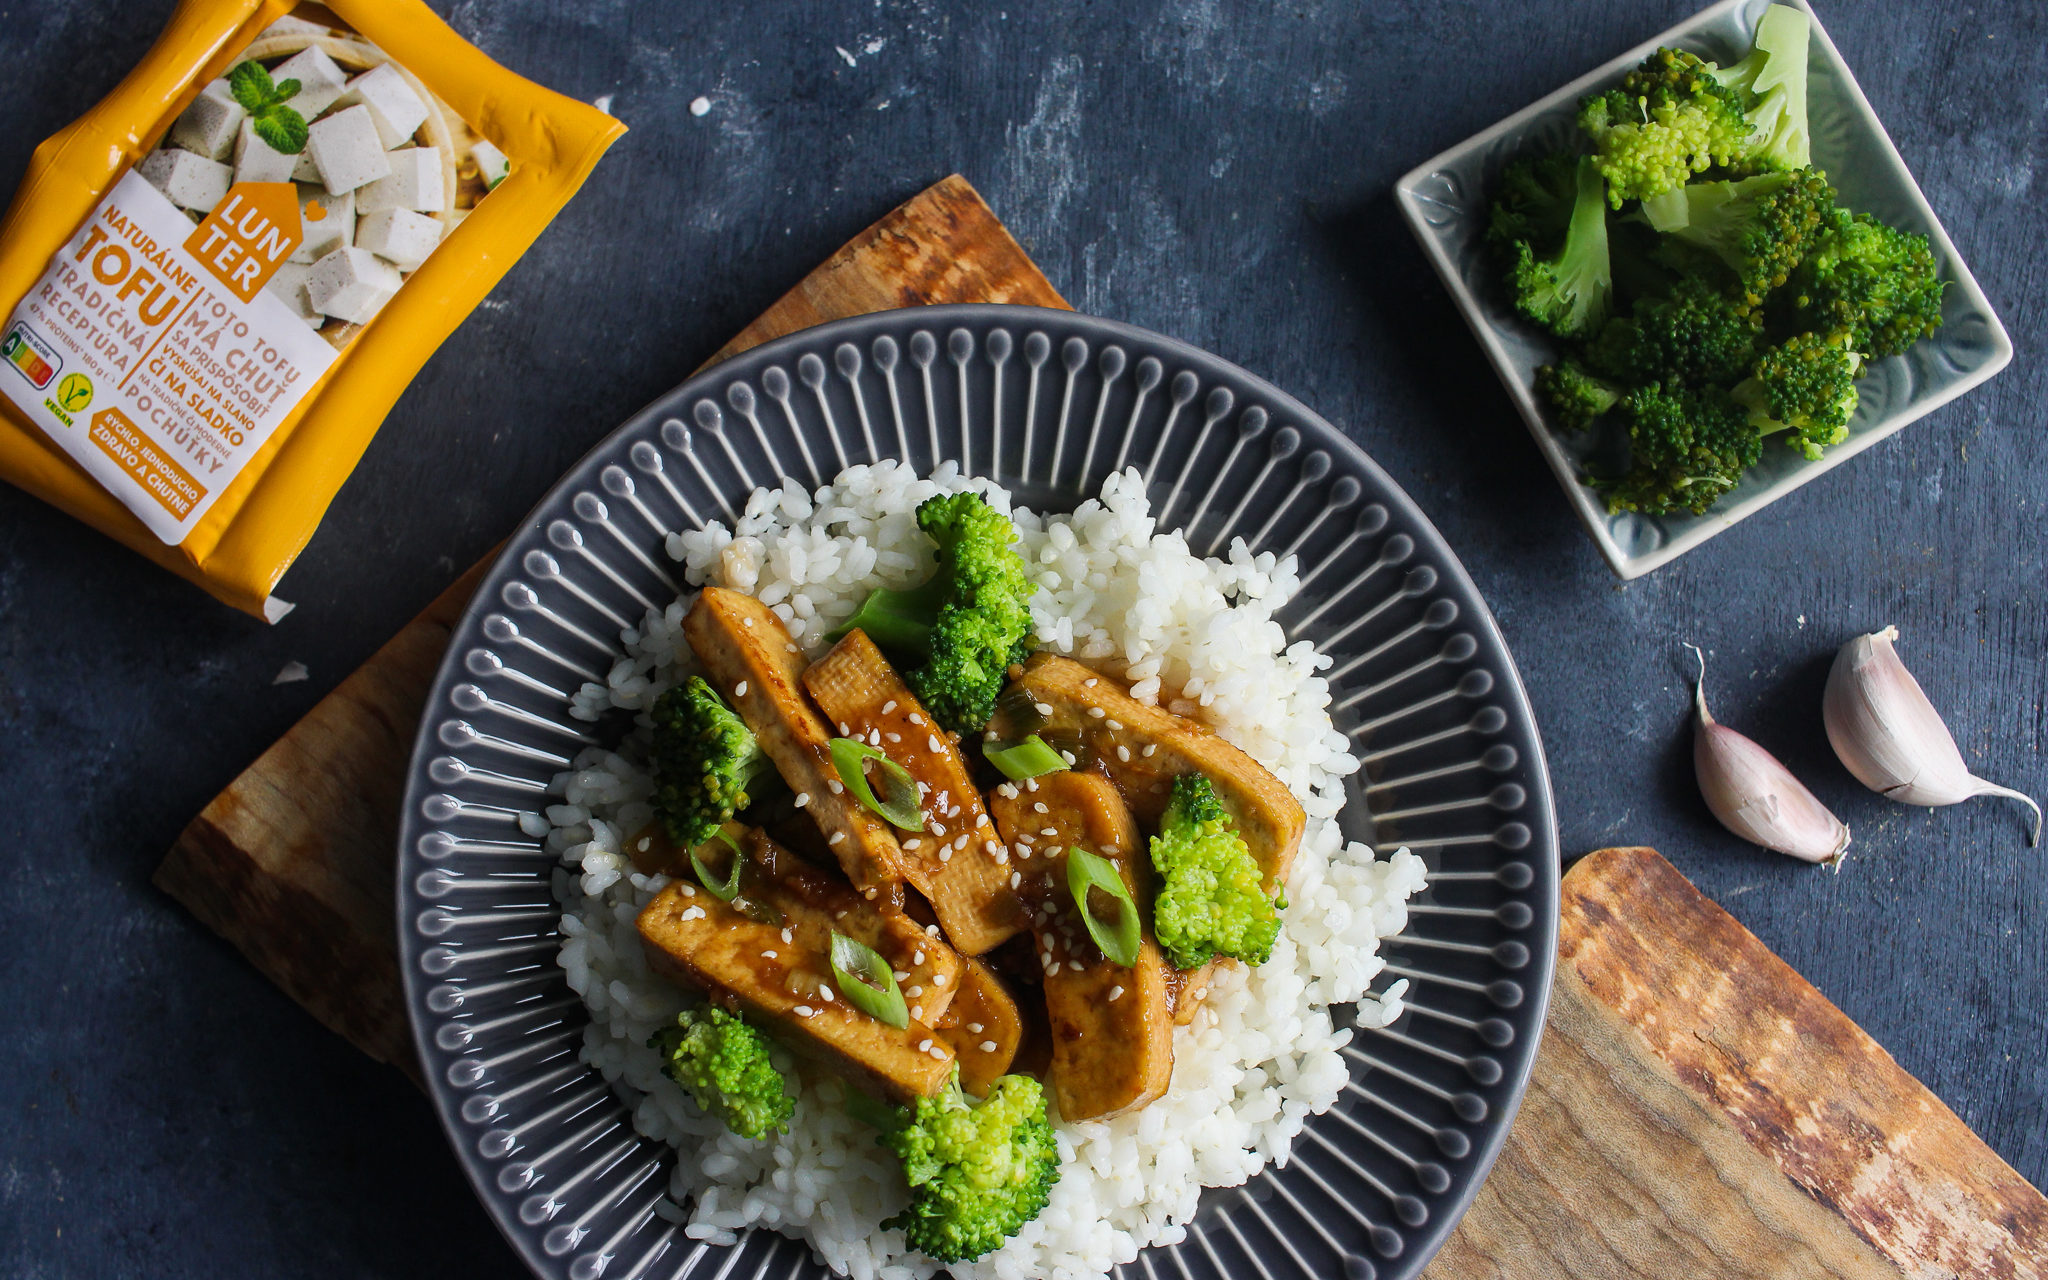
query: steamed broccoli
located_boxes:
[881,1073,1059,1262]
[649,1007,794,1139]
[1782,207,1945,358]
[1148,773,1282,971]
[1578,47,1752,206]
[833,491,1033,734]
[649,677,771,849]
[1501,156,1614,338]
[1661,168,1834,311]
[1710,3,1813,173]
[1598,382,1763,516]
[1485,150,1582,255]
[1535,360,1624,432]
[1585,275,1762,387]
[1732,332,1861,459]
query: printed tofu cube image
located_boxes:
[234,118,299,185]
[305,246,401,325]
[168,80,243,161]
[354,208,442,271]
[264,262,322,328]
[291,184,355,264]
[138,148,232,213]
[357,147,445,213]
[266,45,350,117]
[331,64,428,148]
[306,105,391,195]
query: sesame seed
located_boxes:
[913,949,926,964]
[1067,960,1083,972]
[1109,985,1124,1001]
[939,847,953,862]
[828,831,845,846]
[968,1022,984,1034]
[927,734,943,752]
[743,617,754,628]
[838,722,851,735]
[919,1039,933,1052]
[1142,744,1157,758]
[1034,703,1054,716]
[932,973,948,987]
[786,642,799,653]
[828,779,844,794]
[782,929,794,943]
[1032,802,1048,814]
[886,732,901,744]
[882,700,898,714]
[735,680,749,697]
[680,884,696,896]
[909,712,925,726]
[1010,872,1023,887]
[929,1046,947,1060]
[680,906,705,921]
[953,832,970,849]
[1025,777,1040,792]
[911,1005,924,1020]
[926,924,941,937]
[637,837,651,852]
[1040,827,1057,837]
[864,887,878,899]
[869,728,882,747]
[763,949,777,959]
[927,820,945,837]
[1106,719,1122,732]
[905,838,923,850]
[794,792,811,808]
[1087,707,1106,719]
[795,1005,815,1017]
[1061,750,1077,765]
[980,1040,998,1053]
[819,986,835,1002]
[1084,677,1098,688]
[1117,745,1131,762]
[834,909,848,920]
[997,783,1018,799]
[907,985,923,997]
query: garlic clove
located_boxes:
[1687,646,1852,866]
[1824,626,2042,846]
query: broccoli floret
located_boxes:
[1597,382,1762,516]
[649,1007,794,1139]
[1782,207,1945,358]
[1535,360,1625,432]
[1710,4,1813,173]
[1485,150,1581,256]
[1578,47,1752,205]
[881,1073,1059,1263]
[1732,333,1861,460]
[1585,276,1762,387]
[1503,156,1613,339]
[1148,773,1282,971]
[649,677,770,848]
[1661,169,1834,311]
[834,491,1034,734]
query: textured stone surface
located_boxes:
[0,0,2040,1275]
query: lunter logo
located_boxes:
[184,183,302,303]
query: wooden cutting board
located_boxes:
[154,176,2045,1279]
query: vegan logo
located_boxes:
[55,373,93,413]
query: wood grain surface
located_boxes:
[1427,846,2047,1280]
[151,173,1070,1085]
[152,181,2045,1280]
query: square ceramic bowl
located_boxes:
[1395,0,2012,579]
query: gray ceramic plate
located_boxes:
[398,305,1559,1280]
[1396,0,2012,579]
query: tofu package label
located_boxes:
[0,172,337,543]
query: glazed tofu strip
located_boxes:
[932,956,1024,1097]
[994,654,1307,890]
[988,771,1172,1122]
[803,629,1027,954]
[684,587,907,903]
[1165,959,1222,1026]
[636,831,961,1102]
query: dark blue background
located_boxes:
[2,1,2040,1274]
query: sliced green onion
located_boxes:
[828,738,924,831]
[983,734,1068,781]
[829,931,911,1028]
[690,828,745,901]
[1066,848,1141,967]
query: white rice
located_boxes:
[546,461,1426,1280]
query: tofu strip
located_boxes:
[803,629,1027,954]
[636,830,961,1102]
[683,587,907,904]
[932,956,1024,1097]
[993,654,1307,889]
[987,771,1172,1122]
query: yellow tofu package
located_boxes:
[0,0,623,619]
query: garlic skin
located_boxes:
[1824,626,2042,846]
[1688,648,1852,865]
